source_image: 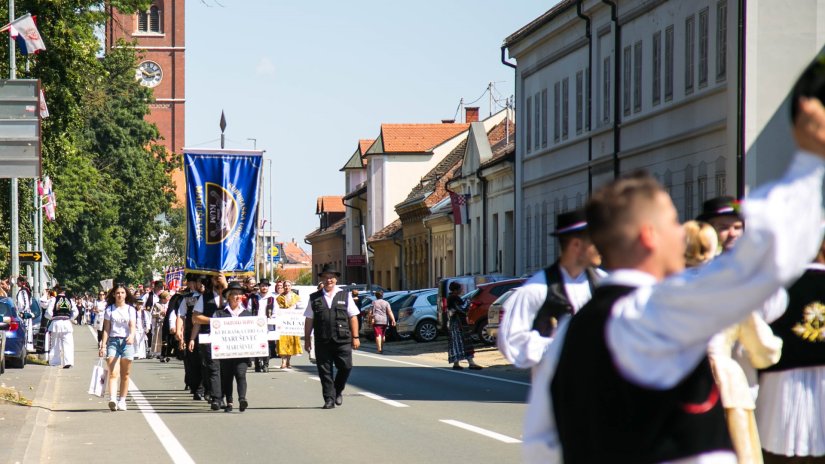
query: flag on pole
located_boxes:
[1,14,46,55]
[39,177,56,221]
[39,89,49,118]
[449,190,469,225]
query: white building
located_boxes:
[504,0,825,275]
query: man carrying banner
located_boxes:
[190,273,228,410]
[304,265,360,409]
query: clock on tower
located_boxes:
[106,1,186,203]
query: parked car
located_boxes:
[395,289,439,343]
[464,278,526,345]
[0,296,27,368]
[359,291,412,340]
[344,283,388,294]
[436,275,517,333]
[486,288,518,344]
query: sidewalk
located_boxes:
[359,336,523,373]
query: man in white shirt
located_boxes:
[45,285,79,368]
[303,265,360,409]
[530,97,825,464]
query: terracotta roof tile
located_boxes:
[367,218,402,243]
[282,241,311,264]
[379,123,470,153]
[402,138,467,205]
[359,139,375,156]
[483,119,516,168]
[316,196,345,214]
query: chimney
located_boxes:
[441,119,455,124]
[465,106,479,123]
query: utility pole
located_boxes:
[9,0,18,298]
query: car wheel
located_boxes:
[8,354,25,369]
[476,318,495,345]
[414,320,438,343]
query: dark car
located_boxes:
[359,291,414,341]
[464,278,526,345]
[0,297,28,368]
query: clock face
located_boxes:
[135,61,163,88]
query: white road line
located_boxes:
[439,419,522,444]
[358,391,409,408]
[354,351,530,387]
[88,324,195,464]
[309,376,320,381]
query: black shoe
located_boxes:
[165,357,170,363]
[193,394,202,401]
[63,365,72,369]
[224,404,233,412]
[469,364,483,370]
[210,401,220,411]
[452,364,463,370]
[239,399,248,412]
[322,399,335,409]
[335,393,343,406]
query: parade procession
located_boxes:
[2,1,825,463]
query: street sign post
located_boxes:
[19,250,42,262]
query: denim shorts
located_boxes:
[106,337,135,360]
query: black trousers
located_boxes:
[220,358,249,404]
[200,343,221,401]
[314,339,353,401]
[184,343,203,395]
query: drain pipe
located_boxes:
[602,0,621,178]
[475,170,488,273]
[736,0,746,199]
[577,0,593,193]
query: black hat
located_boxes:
[317,264,341,277]
[551,210,588,236]
[222,281,245,298]
[259,279,271,287]
[697,196,742,222]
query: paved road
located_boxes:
[2,325,530,464]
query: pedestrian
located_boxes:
[698,195,744,252]
[177,275,206,400]
[15,276,33,348]
[150,291,170,360]
[0,277,9,297]
[445,282,481,370]
[133,300,150,359]
[99,283,137,412]
[276,280,303,369]
[213,281,253,412]
[303,265,360,409]
[682,220,719,267]
[45,285,78,368]
[93,290,107,344]
[535,95,825,463]
[368,290,395,354]
[190,273,228,410]
[255,278,276,372]
[272,280,285,358]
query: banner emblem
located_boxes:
[205,182,240,244]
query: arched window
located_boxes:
[137,10,148,32]
[136,4,161,33]
[149,6,161,33]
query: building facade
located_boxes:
[305,196,346,283]
[107,0,186,202]
[504,0,825,275]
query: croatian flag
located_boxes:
[449,191,470,225]
[38,176,56,221]
[6,14,46,55]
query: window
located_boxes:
[623,46,631,116]
[699,8,709,87]
[717,1,727,81]
[585,68,591,131]
[535,210,541,267]
[534,92,541,151]
[562,78,569,139]
[685,165,695,219]
[698,176,708,205]
[137,11,148,31]
[665,25,674,101]
[525,96,532,153]
[652,31,662,106]
[149,6,161,33]
[576,71,584,134]
[541,204,548,266]
[541,89,548,147]
[525,213,532,270]
[716,172,726,196]
[634,41,642,113]
[554,82,560,142]
[686,15,695,94]
[603,56,611,123]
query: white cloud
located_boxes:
[256,57,276,77]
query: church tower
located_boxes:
[106,1,186,202]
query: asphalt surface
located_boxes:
[1,325,531,464]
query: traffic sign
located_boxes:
[19,250,42,262]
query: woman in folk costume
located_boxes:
[276,280,303,369]
[133,300,151,359]
[684,219,784,463]
[150,291,170,360]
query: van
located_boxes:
[436,274,517,332]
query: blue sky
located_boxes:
[186,0,558,248]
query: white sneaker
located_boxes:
[108,400,117,411]
[117,399,127,411]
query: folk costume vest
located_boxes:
[309,290,352,343]
[762,267,825,373]
[53,294,73,319]
[199,292,221,335]
[551,285,732,464]
[531,261,601,336]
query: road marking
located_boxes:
[358,391,409,408]
[88,325,195,464]
[439,419,522,444]
[354,351,530,387]
[309,376,320,381]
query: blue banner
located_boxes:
[184,150,263,275]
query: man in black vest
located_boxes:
[190,273,227,410]
[303,265,360,409]
[536,96,825,464]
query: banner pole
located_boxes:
[9,0,19,298]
